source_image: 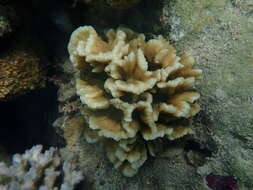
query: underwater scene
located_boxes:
[0,0,252,189]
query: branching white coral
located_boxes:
[68,25,202,176]
[0,145,83,190]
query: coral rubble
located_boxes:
[0,51,45,101]
[67,25,201,176]
[0,145,83,190]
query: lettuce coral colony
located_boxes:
[68,25,202,177]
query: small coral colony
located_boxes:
[68,26,202,176]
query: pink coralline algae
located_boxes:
[206,173,237,190]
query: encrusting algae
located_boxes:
[68,25,202,176]
[0,51,45,101]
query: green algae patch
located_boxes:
[172,0,226,31]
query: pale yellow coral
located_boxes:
[105,50,161,96]
[68,26,201,176]
[87,110,140,141]
[76,78,110,109]
[159,92,200,118]
[106,137,147,177]
[167,126,193,140]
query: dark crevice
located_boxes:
[184,140,212,157]
[120,93,136,103]
[184,140,213,167]
[0,83,60,154]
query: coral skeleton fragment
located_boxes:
[68,25,202,176]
